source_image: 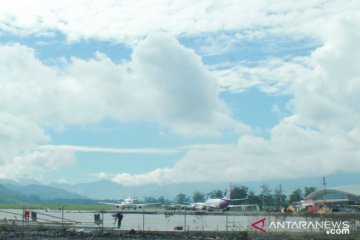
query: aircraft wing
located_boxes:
[163,203,193,210]
[228,204,242,208]
[228,204,260,211]
[98,202,123,207]
[136,202,160,207]
[228,204,257,207]
[230,197,248,201]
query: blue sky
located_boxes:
[0,0,360,186]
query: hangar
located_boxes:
[305,188,360,205]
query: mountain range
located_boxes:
[0,171,359,203]
[0,179,85,204]
[49,171,360,200]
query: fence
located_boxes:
[0,208,359,238]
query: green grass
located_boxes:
[0,203,115,211]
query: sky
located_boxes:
[0,0,360,186]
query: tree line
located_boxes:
[142,184,317,210]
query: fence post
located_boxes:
[184,210,187,232]
[226,212,228,232]
[143,209,145,232]
[22,208,24,240]
[102,211,104,233]
[61,206,64,231]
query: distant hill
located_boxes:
[0,182,87,204]
[49,172,360,200]
[4,184,85,200]
[0,184,21,203]
[0,178,42,186]
[51,180,125,200]
[50,180,228,200]
[2,171,359,202]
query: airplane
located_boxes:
[164,184,247,212]
[203,184,248,211]
[99,195,159,210]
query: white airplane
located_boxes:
[99,195,158,210]
[202,184,248,211]
[166,184,248,212]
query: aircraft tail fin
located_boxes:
[222,183,232,201]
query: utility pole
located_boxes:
[322,176,326,205]
[279,184,282,210]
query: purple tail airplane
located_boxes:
[200,184,248,211]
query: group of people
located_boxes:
[24,209,124,229]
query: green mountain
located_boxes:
[0,183,88,204]
[5,184,84,200]
[0,184,20,203]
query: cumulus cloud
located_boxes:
[0,0,358,46]
[0,32,243,180]
[1,1,359,184]
[0,0,265,42]
[0,33,241,132]
[111,13,360,185]
[216,57,313,94]
[0,149,76,180]
[60,33,244,135]
[112,168,173,186]
[0,113,47,159]
[129,33,247,136]
[294,13,360,132]
[112,118,360,185]
[0,45,70,180]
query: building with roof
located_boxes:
[305,189,360,206]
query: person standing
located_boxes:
[24,209,30,221]
[115,212,123,229]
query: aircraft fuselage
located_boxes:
[205,199,231,209]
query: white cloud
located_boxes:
[0,32,245,180]
[216,57,313,94]
[111,119,360,185]
[0,113,47,158]
[41,145,181,155]
[1,33,242,134]
[53,178,69,184]
[1,1,360,184]
[293,13,360,132]
[93,171,114,180]
[0,149,75,180]
[112,168,173,186]
[111,12,360,185]
[61,33,246,136]
[0,0,358,45]
[0,0,265,42]
[0,45,75,180]
[198,34,238,56]
[128,33,247,136]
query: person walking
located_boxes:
[115,212,123,229]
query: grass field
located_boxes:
[0,203,116,211]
